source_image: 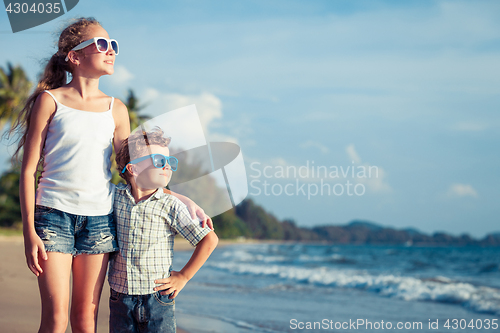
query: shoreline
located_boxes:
[0,234,288,249]
[0,235,279,333]
[5,233,497,248]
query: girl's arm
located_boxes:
[163,188,214,230]
[20,92,56,276]
[111,99,131,153]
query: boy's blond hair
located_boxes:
[116,128,171,182]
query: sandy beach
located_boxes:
[0,235,265,333]
[2,235,499,333]
[0,236,197,333]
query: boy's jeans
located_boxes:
[109,288,176,333]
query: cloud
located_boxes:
[346,144,361,164]
[300,140,330,154]
[108,65,134,86]
[143,88,160,101]
[141,89,238,144]
[247,145,391,194]
[345,144,392,193]
[450,121,489,132]
[158,92,222,133]
[447,183,478,198]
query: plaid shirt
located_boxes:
[108,183,211,295]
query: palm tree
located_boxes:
[110,89,151,184]
[0,63,30,228]
[125,89,150,131]
[0,165,21,227]
[0,63,32,130]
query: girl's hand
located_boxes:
[179,197,214,230]
[24,231,47,276]
[154,271,188,299]
[163,189,214,230]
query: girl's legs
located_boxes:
[38,252,73,333]
[70,253,109,333]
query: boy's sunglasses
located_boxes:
[65,37,119,61]
[121,154,178,174]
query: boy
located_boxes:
[109,128,218,333]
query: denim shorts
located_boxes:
[34,205,118,256]
[109,288,176,333]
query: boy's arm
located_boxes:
[154,231,219,299]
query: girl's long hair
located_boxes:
[9,17,101,163]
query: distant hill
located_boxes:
[402,227,423,236]
[346,220,384,230]
[215,199,500,246]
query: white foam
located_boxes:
[222,249,347,264]
[221,249,288,263]
[210,262,500,316]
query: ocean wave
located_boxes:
[479,263,500,273]
[210,262,500,316]
[221,249,353,265]
[222,249,290,263]
[297,253,353,264]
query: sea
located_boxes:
[173,243,500,333]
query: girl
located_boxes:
[12,17,210,333]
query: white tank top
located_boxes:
[35,90,116,216]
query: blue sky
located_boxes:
[1,0,499,237]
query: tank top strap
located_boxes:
[109,97,115,111]
[43,90,59,105]
[43,90,114,112]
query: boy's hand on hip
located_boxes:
[154,271,188,298]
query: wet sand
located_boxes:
[0,236,192,333]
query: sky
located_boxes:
[1,0,499,238]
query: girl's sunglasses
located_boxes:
[121,154,178,174]
[65,37,119,61]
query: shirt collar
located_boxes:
[153,187,168,200]
[123,184,168,203]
